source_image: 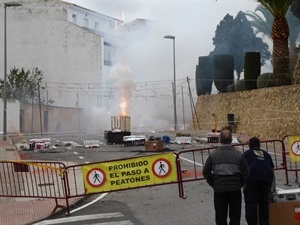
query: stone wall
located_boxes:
[193,84,300,138]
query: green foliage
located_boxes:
[257,73,274,88]
[211,14,235,54]
[244,52,261,90]
[0,67,53,104]
[256,0,293,17]
[254,0,292,86]
[246,5,273,41]
[235,79,246,92]
[212,54,234,93]
[227,84,235,92]
[246,3,300,52]
[195,56,213,96]
[210,11,271,80]
[0,68,29,102]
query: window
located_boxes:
[72,14,77,23]
[104,42,114,66]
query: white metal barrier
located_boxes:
[83,140,101,148]
[175,137,192,144]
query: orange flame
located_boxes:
[120,97,127,116]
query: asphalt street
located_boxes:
[14,131,300,225]
[15,132,235,225]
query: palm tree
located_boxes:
[246,5,300,52]
[256,0,293,86]
[246,3,300,84]
[291,0,300,84]
[246,5,273,42]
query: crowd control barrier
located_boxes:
[175,139,288,198]
[0,161,68,214]
[0,138,297,215]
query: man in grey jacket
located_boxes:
[202,129,249,225]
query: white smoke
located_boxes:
[70,0,259,134]
[109,63,136,116]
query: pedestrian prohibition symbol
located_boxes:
[86,168,106,188]
[288,135,300,162]
[152,158,171,178]
[291,141,300,156]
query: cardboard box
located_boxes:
[270,189,300,225]
[145,140,163,151]
[270,202,300,224]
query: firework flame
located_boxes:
[120,97,127,116]
[109,63,136,116]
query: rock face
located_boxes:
[193,84,300,138]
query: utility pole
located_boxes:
[38,81,43,136]
[182,86,186,130]
[187,77,200,130]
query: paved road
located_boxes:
[18,132,220,224]
[33,195,140,225]
[16,132,300,225]
[16,132,194,163]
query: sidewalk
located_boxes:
[0,140,83,225]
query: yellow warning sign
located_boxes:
[288,135,300,162]
[82,153,177,194]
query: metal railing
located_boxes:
[0,138,296,215]
[175,139,288,198]
[0,161,68,214]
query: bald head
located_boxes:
[220,129,232,144]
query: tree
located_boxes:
[291,0,300,83]
[246,5,273,42]
[0,67,50,104]
[211,14,235,54]
[210,11,271,80]
[256,0,293,86]
[246,4,300,53]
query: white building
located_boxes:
[0,0,163,134]
[0,0,124,109]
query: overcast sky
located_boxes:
[64,0,261,82]
[63,0,262,131]
[65,0,259,24]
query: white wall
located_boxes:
[66,3,125,99]
[0,0,103,108]
[0,99,20,134]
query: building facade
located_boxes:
[0,0,129,134]
[0,0,124,109]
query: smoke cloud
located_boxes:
[109,63,136,116]
[65,0,259,133]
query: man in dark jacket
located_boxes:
[243,137,274,225]
[202,129,249,225]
